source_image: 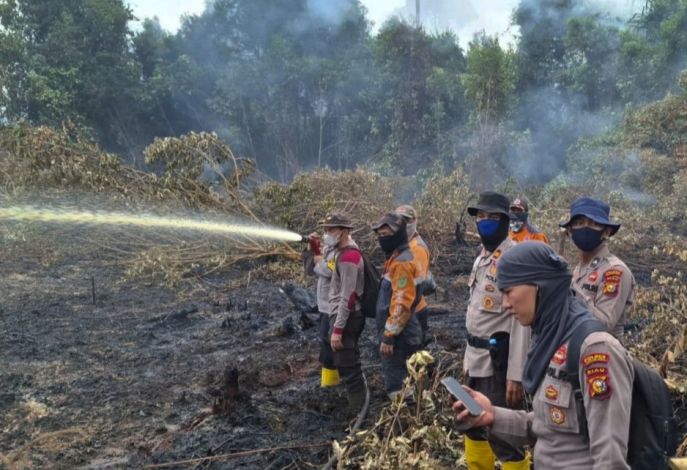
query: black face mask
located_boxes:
[571,227,605,252]
[479,217,509,252]
[378,227,408,256]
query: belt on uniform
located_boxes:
[467,334,492,349]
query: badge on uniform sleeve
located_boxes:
[552,345,568,365]
[485,284,496,293]
[327,258,336,271]
[602,269,622,298]
[588,271,598,282]
[545,385,559,401]
[483,297,495,310]
[582,353,609,367]
[397,276,408,288]
[493,249,502,260]
[587,374,612,400]
[549,406,566,425]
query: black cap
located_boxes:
[372,212,406,233]
[467,191,511,217]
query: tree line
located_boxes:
[1,0,686,181]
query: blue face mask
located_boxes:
[571,227,604,252]
[477,219,500,238]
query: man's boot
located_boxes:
[347,378,369,419]
[320,367,341,387]
[501,456,531,470]
[464,436,496,470]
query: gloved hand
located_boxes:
[307,232,321,255]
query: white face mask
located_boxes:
[323,232,341,247]
[510,221,525,233]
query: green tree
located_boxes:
[462,34,516,124]
[0,0,139,152]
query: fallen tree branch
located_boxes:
[144,441,331,468]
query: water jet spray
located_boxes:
[0,205,304,243]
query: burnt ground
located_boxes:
[0,231,476,470]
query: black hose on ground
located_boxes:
[321,374,370,470]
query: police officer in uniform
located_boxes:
[463,192,531,470]
[454,242,634,469]
[560,197,635,338]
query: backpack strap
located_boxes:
[564,319,607,441]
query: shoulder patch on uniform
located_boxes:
[587,373,612,400]
[485,284,496,293]
[588,271,599,283]
[326,258,336,271]
[338,249,362,264]
[582,353,609,366]
[493,249,502,260]
[397,276,408,288]
[482,296,496,310]
[601,269,622,297]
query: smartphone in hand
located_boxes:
[441,377,484,416]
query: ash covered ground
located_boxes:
[0,234,476,469]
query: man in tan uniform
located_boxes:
[454,242,634,469]
[321,213,367,412]
[560,197,635,338]
[463,192,531,470]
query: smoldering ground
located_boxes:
[0,218,475,468]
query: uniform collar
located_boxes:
[481,237,512,258]
[580,242,610,268]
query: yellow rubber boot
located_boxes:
[502,455,531,470]
[320,367,341,387]
[464,436,495,470]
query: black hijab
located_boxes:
[496,242,597,394]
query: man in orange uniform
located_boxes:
[508,195,549,244]
[373,212,424,398]
[394,204,434,344]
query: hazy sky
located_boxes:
[127,0,639,47]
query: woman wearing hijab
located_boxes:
[454,242,634,469]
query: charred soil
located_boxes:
[0,234,476,469]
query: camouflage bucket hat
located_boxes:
[318,212,354,229]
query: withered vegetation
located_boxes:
[2,89,687,463]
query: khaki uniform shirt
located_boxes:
[491,331,634,469]
[303,246,337,314]
[328,239,364,333]
[464,238,531,381]
[572,244,635,338]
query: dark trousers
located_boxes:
[465,374,527,463]
[318,313,336,370]
[324,313,365,394]
[417,308,429,343]
[381,341,421,394]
